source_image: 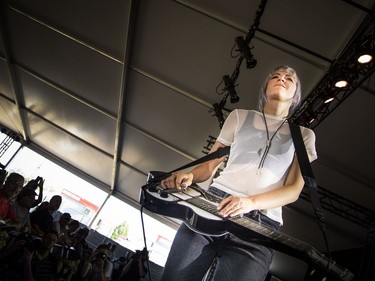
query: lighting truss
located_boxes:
[290,13,375,128]
[299,185,375,229]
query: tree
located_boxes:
[111,221,129,241]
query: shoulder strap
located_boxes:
[288,121,331,254]
[169,146,230,174]
[148,146,230,184]
[288,122,323,219]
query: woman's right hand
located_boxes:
[160,172,193,190]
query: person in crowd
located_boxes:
[53,212,72,235]
[71,247,93,281]
[58,219,80,247]
[30,195,62,236]
[54,245,81,281]
[0,172,25,224]
[0,225,40,280]
[70,227,90,257]
[79,243,110,281]
[107,243,117,262]
[116,248,148,281]
[29,230,63,281]
[13,187,37,231]
[105,243,117,280]
[0,220,16,252]
[33,200,49,212]
[111,255,128,281]
[159,65,317,281]
[0,221,17,280]
[22,176,45,209]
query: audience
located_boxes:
[0,221,16,280]
[30,195,62,236]
[23,176,45,209]
[58,219,80,247]
[29,230,63,281]
[71,247,93,281]
[0,169,151,281]
[53,212,72,235]
[0,172,25,224]
[111,255,130,281]
[107,242,118,262]
[0,222,37,280]
[70,227,90,258]
[13,187,37,231]
[80,243,110,281]
[117,248,149,281]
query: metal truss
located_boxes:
[290,13,375,129]
[300,185,375,229]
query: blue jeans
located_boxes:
[160,212,280,281]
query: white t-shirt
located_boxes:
[212,109,317,224]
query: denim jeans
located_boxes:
[160,210,280,281]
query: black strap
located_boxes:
[148,146,230,184]
[288,122,324,221]
[169,146,230,174]
[289,121,331,255]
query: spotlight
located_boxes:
[303,110,317,126]
[333,79,348,88]
[235,36,257,69]
[332,71,349,88]
[223,75,239,103]
[357,48,373,64]
[322,92,335,104]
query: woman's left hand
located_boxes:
[217,196,253,217]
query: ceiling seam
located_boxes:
[110,0,140,194]
[14,64,118,120]
[131,66,213,108]
[4,3,123,64]
[24,109,114,159]
[125,123,196,161]
[173,0,332,68]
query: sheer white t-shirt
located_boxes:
[212,109,317,224]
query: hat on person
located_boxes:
[0,220,16,231]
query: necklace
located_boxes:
[257,110,287,173]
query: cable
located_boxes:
[140,205,152,281]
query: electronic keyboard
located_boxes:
[140,181,354,281]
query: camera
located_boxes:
[98,253,107,260]
[93,252,107,261]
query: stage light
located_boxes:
[302,110,317,126]
[357,49,373,64]
[333,79,348,88]
[223,75,239,103]
[235,36,257,69]
[212,103,225,128]
[332,71,349,88]
[322,92,335,104]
